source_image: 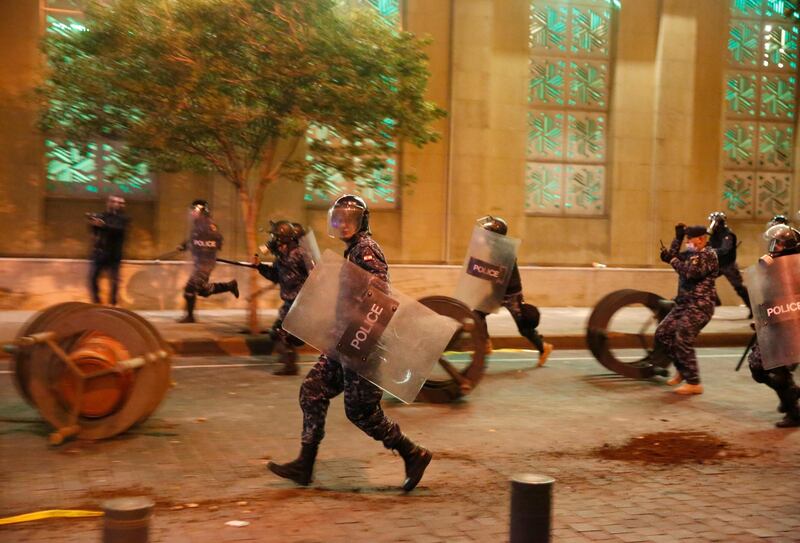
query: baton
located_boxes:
[216,257,258,269]
[735,333,757,372]
[154,249,181,261]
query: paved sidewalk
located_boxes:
[0,305,754,357]
[1,348,798,542]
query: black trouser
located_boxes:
[299,356,401,448]
[89,258,121,305]
[749,343,800,418]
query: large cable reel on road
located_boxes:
[416,296,490,403]
[586,289,674,379]
[5,302,172,444]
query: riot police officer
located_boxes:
[176,200,239,323]
[707,211,752,318]
[476,215,553,366]
[256,220,310,375]
[87,195,130,306]
[748,224,800,428]
[267,195,432,492]
[655,224,719,395]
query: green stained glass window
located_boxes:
[723,122,756,166]
[529,60,566,105]
[763,25,798,69]
[758,123,794,168]
[765,0,798,18]
[728,21,760,66]
[43,3,155,199]
[722,173,755,217]
[569,62,607,107]
[756,173,792,215]
[530,5,568,52]
[732,0,762,17]
[726,73,758,115]
[760,74,796,118]
[565,165,605,213]
[45,140,97,187]
[525,163,562,212]
[568,113,605,160]
[527,112,564,159]
[571,7,611,56]
[721,5,798,220]
[527,1,616,216]
[305,2,402,208]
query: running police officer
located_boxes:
[87,195,130,306]
[267,195,432,492]
[708,211,752,318]
[176,200,238,323]
[256,220,310,375]
[655,224,719,395]
[748,224,800,428]
[476,215,553,366]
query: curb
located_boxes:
[167,333,753,358]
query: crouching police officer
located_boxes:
[176,200,239,323]
[476,216,553,366]
[267,195,432,492]
[748,224,800,428]
[655,224,719,395]
[256,220,310,375]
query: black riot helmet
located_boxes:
[476,215,508,236]
[767,214,790,228]
[764,224,800,257]
[328,194,370,240]
[707,211,726,234]
[191,199,211,217]
[291,222,306,239]
[267,220,299,255]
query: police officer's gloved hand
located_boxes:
[659,248,674,263]
[674,223,686,240]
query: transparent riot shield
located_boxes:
[282,250,460,403]
[745,253,800,370]
[299,229,322,270]
[453,226,521,313]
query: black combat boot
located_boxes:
[228,280,239,298]
[273,349,299,376]
[394,435,432,492]
[267,443,318,486]
[776,408,800,428]
[177,295,196,323]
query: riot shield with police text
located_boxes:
[745,253,800,370]
[282,250,461,403]
[453,226,521,313]
[299,229,322,270]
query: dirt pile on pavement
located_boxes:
[593,430,743,464]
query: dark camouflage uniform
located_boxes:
[182,217,229,299]
[502,263,546,353]
[257,246,310,345]
[299,232,402,448]
[710,226,750,307]
[748,343,800,420]
[654,239,719,384]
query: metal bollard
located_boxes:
[101,497,154,543]
[509,473,555,543]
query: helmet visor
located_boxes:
[327,206,363,239]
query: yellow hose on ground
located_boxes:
[0,510,103,526]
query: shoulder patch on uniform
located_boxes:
[210,224,217,232]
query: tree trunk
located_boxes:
[238,188,260,334]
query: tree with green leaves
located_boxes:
[40,0,445,330]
